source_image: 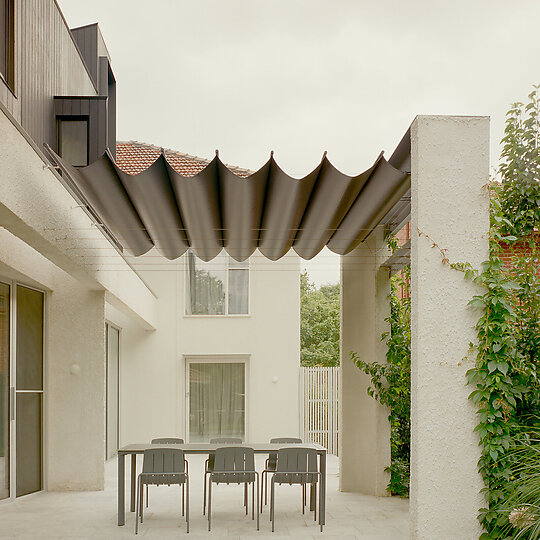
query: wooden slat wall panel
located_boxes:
[0,0,97,149]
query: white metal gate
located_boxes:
[300,366,339,455]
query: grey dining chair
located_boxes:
[207,446,259,531]
[203,437,243,515]
[147,438,187,513]
[135,447,189,534]
[261,437,303,511]
[269,447,321,532]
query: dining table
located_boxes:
[117,442,327,529]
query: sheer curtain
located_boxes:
[186,251,226,315]
[189,362,245,442]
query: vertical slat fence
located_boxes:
[300,366,340,456]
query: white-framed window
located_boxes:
[184,355,248,443]
[185,250,249,315]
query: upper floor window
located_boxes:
[57,117,89,167]
[185,250,249,315]
[0,0,14,91]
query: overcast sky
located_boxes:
[60,0,540,286]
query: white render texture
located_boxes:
[410,116,489,539]
[106,251,302,447]
[0,108,157,330]
[46,277,106,491]
[340,229,392,495]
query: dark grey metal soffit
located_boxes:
[44,137,411,262]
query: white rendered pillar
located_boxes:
[46,277,106,490]
[410,116,489,539]
[340,230,391,495]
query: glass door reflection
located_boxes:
[0,282,9,500]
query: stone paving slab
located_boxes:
[0,455,408,539]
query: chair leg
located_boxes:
[208,476,212,531]
[302,483,305,514]
[186,475,190,534]
[270,477,275,532]
[260,471,265,513]
[313,483,317,522]
[140,480,144,523]
[256,473,260,531]
[244,482,248,515]
[203,471,207,515]
[146,484,149,508]
[251,479,255,520]
[135,476,140,535]
[264,469,268,506]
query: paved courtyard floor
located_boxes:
[0,454,408,539]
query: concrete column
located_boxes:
[340,230,391,495]
[45,276,106,491]
[410,116,489,539]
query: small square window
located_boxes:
[58,118,89,167]
[185,250,249,315]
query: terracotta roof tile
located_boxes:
[115,141,252,177]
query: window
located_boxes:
[187,359,246,442]
[57,118,89,167]
[185,250,249,315]
[0,0,14,91]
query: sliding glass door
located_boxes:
[188,360,246,442]
[0,281,44,500]
[0,282,10,501]
[15,285,44,497]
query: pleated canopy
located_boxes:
[45,142,410,262]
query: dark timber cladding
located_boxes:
[45,134,411,262]
[54,96,108,164]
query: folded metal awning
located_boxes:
[44,137,410,262]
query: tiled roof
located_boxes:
[115,141,252,177]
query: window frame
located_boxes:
[0,0,15,93]
[183,354,250,443]
[56,116,90,167]
[184,250,250,317]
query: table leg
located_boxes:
[130,453,137,512]
[118,452,125,526]
[319,452,326,527]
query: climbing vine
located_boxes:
[436,88,540,538]
[467,88,540,538]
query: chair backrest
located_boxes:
[268,437,302,468]
[270,437,302,444]
[143,448,185,473]
[151,437,184,444]
[274,447,318,484]
[209,437,243,444]
[211,446,255,484]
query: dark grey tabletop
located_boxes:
[119,442,326,454]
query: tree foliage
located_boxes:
[300,272,340,367]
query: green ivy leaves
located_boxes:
[467,87,540,538]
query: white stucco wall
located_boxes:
[108,251,301,447]
[340,230,391,496]
[0,108,161,492]
[0,232,108,491]
[410,116,488,539]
